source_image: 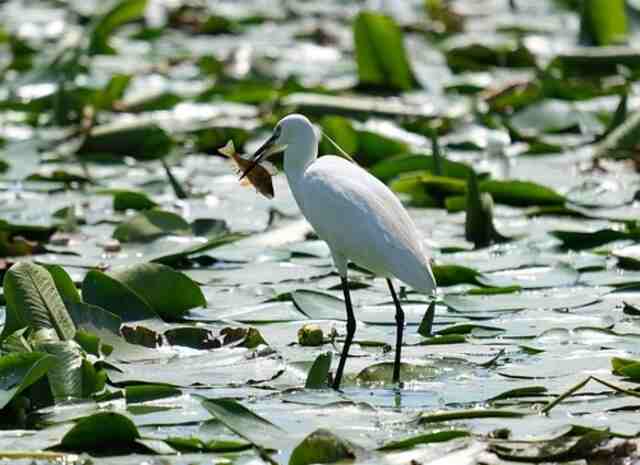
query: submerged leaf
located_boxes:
[357,363,437,383]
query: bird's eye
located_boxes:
[274,126,281,137]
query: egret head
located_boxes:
[241,114,316,180]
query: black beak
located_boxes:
[239,132,278,180]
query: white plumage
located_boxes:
[295,156,436,293]
[244,113,437,389]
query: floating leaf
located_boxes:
[289,428,356,465]
[488,386,547,402]
[490,430,610,462]
[82,270,158,322]
[480,180,565,207]
[200,398,287,449]
[392,174,564,208]
[125,384,181,404]
[111,263,205,319]
[554,46,640,76]
[551,228,639,250]
[292,290,345,320]
[357,363,437,383]
[166,436,251,453]
[611,356,640,379]
[370,154,473,183]
[378,430,469,451]
[511,100,597,135]
[434,324,504,336]
[444,36,535,72]
[110,190,158,211]
[60,412,140,450]
[151,232,244,265]
[417,334,466,345]
[113,210,191,242]
[78,121,173,160]
[164,327,220,349]
[72,308,156,362]
[418,409,524,424]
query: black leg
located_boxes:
[332,276,356,390]
[387,279,405,385]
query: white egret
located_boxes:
[242,114,437,389]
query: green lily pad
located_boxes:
[111,263,206,320]
[289,428,356,465]
[60,412,140,451]
[82,270,158,322]
[113,210,191,243]
[200,398,288,449]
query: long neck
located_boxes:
[284,131,318,185]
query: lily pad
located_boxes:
[289,428,356,465]
[113,210,191,243]
[111,263,206,319]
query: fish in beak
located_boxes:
[219,140,279,198]
[240,130,285,180]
